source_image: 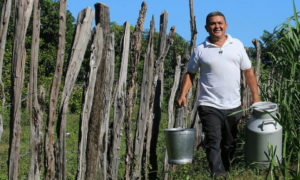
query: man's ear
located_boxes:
[205,25,208,32]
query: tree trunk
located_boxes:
[76,24,103,180]
[85,3,110,180]
[124,2,147,179]
[107,21,130,180]
[163,54,181,180]
[28,0,44,179]
[131,15,155,179]
[55,7,94,180]
[252,39,261,95]
[9,0,34,179]
[44,1,67,179]
[174,44,191,128]
[0,0,12,99]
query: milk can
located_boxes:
[245,102,282,165]
[164,128,196,164]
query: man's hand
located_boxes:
[177,96,187,107]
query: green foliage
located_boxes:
[0,0,76,112]
[260,0,300,179]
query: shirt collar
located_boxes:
[205,34,233,47]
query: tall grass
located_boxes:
[260,0,300,179]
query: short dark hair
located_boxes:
[206,11,226,25]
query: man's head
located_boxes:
[205,11,228,41]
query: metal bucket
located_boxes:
[164,128,196,164]
[245,102,282,166]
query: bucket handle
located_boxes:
[261,120,277,131]
[250,103,278,114]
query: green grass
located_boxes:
[0,104,291,180]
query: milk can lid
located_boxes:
[164,127,196,132]
[251,102,277,112]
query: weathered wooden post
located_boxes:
[186,0,198,112]
[55,7,94,180]
[189,75,203,149]
[76,24,103,180]
[252,39,261,95]
[243,47,252,117]
[9,0,34,179]
[149,22,176,179]
[124,2,147,179]
[143,25,175,180]
[85,3,110,180]
[189,0,197,54]
[163,54,181,180]
[174,44,190,128]
[0,115,3,143]
[28,0,45,179]
[0,0,12,105]
[98,31,115,180]
[44,1,67,179]
[149,12,168,178]
[107,21,130,180]
[131,15,155,179]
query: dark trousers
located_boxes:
[198,105,242,177]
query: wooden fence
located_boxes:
[0,0,262,179]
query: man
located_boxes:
[177,11,260,178]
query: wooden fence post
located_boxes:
[149,11,168,179]
[189,0,197,54]
[85,3,110,179]
[189,75,203,149]
[124,2,147,179]
[149,23,176,179]
[44,1,67,179]
[28,0,45,179]
[107,21,130,180]
[9,0,34,179]
[76,24,103,180]
[55,7,94,180]
[0,0,12,106]
[243,47,252,117]
[0,115,3,143]
[131,15,155,179]
[252,39,261,95]
[174,44,190,128]
[163,54,181,180]
[98,31,115,180]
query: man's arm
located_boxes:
[177,72,196,107]
[243,67,260,104]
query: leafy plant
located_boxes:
[260,0,300,179]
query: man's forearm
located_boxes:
[180,73,195,98]
[243,68,260,103]
[177,72,195,107]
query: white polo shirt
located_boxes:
[187,34,251,109]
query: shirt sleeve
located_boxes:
[240,44,252,70]
[187,49,200,74]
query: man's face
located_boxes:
[205,16,228,39]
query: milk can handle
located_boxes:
[261,120,278,131]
